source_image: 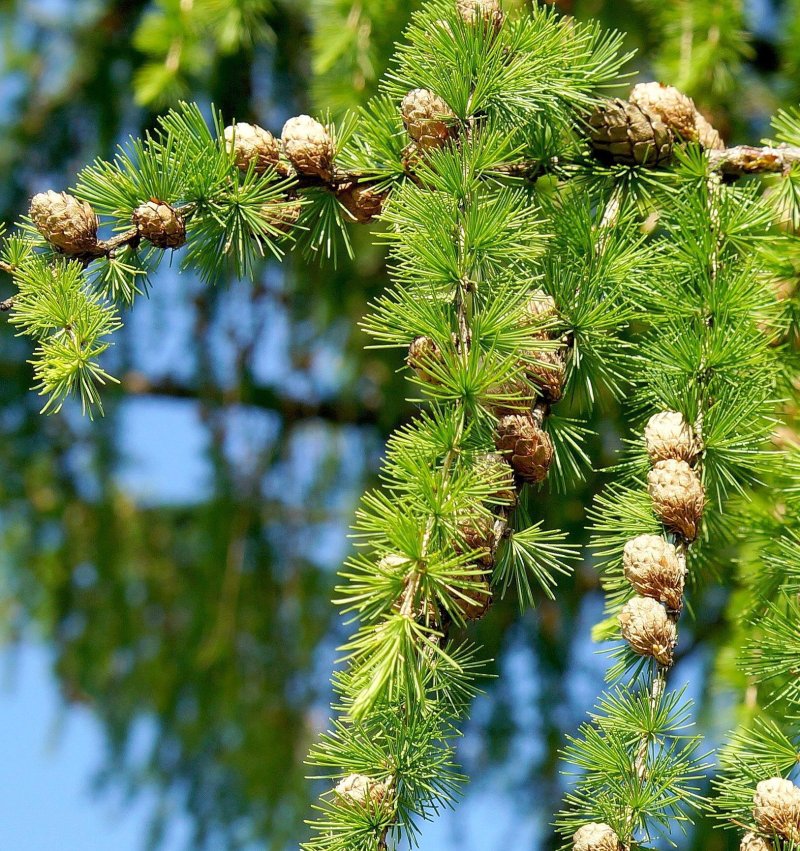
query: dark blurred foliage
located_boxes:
[0,1,797,849]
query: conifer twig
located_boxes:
[708,144,800,176]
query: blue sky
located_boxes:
[0,642,191,851]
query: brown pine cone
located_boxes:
[455,515,500,567]
[407,335,445,383]
[494,413,554,483]
[695,113,725,151]
[456,0,504,31]
[30,190,99,255]
[522,289,558,333]
[523,349,566,403]
[486,375,537,415]
[281,115,334,180]
[334,773,390,809]
[474,451,517,507]
[588,99,673,167]
[753,778,800,842]
[260,198,303,235]
[622,534,684,611]
[454,577,493,621]
[629,83,698,141]
[647,459,705,541]
[630,82,724,150]
[644,411,698,464]
[572,822,621,851]
[740,833,774,851]
[132,201,186,249]
[223,122,281,174]
[401,89,456,151]
[336,182,387,224]
[619,596,677,666]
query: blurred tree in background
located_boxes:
[0,1,798,849]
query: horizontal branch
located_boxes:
[708,144,800,176]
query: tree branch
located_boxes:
[708,144,800,176]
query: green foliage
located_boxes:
[557,686,711,846]
[132,0,276,108]
[3,2,800,850]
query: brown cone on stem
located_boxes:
[474,451,517,507]
[261,198,303,235]
[453,577,493,621]
[644,411,698,464]
[572,822,621,851]
[281,115,334,180]
[455,515,499,567]
[334,774,390,809]
[336,182,387,224]
[588,99,674,167]
[456,0,504,31]
[523,349,567,403]
[647,459,705,541]
[401,89,456,151]
[622,534,685,611]
[752,778,800,842]
[618,596,677,666]
[30,190,99,255]
[740,833,774,851]
[494,412,554,483]
[132,201,186,249]
[629,82,724,150]
[223,123,281,174]
[522,289,558,331]
[407,336,445,383]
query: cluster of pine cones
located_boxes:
[617,411,703,669]
[29,190,187,256]
[405,288,566,622]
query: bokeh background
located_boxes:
[0,1,797,849]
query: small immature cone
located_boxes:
[407,335,444,383]
[132,201,186,249]
[494,413,554,484]
[223,122,281,174]
[647,459,705,541]
[281,115,334,180]
[644,411,698,463]
[336,182,387,224]
[334,773,390,809]
[522,289,558,329]
[30,190,99,254]
[618,596,677,666]
[401,89,456,151]
[455,515,499,567]
[623,534,684,611]
[261,198,302,235]
[456,0,504,31]
[752,778,800,842]
[740,833,774,851]
[524,349,566,403]
[474,451,517,507]
[588,99,673,167]
[486,375,537,415]
[572,822,620,851]
[454,577,492,621]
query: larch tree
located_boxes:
[1,2,799,851]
